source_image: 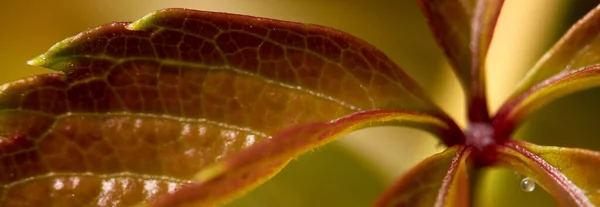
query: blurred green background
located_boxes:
[1,1,599,206]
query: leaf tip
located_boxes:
[126,10,163,31]
[27,36,79,72]
[26,54,47,67]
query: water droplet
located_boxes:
[520,177,536,192]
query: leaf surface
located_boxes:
[373,145,471,207]
[418,0,504,121]
[514,4,600,96]
[0,8,458,206]
[493,65,600,138]
[496,140,600,207]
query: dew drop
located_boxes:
[520,177,536,192]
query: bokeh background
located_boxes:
[1,1,599,206]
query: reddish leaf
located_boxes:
[418,0,504,121]
[514,4,600,96]
[0,8,460,206]
[374,146,471,207]
[496,140,600,207]
[493,65,600,139]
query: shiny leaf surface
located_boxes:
[493,65,600,139]
[515,4,600,96]
[0,8,458,206]
[496,140,600,207]
[418,0,504,121]
[374,146,470,207]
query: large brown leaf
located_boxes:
[0,8,459,206]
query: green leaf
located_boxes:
[0,8,459,206]
[496,140,600,206]
[493,65,600,139]
[514,4,600,96]
[418,0,504,121]
[373,146,470,207]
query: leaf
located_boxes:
[418,0,504,121]
[496,140,600,207]
[0,8,460,206]
[373,145,471,207]
[493,65,600,139]
[514,4,600,96]
[148,109,452,207]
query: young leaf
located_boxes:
[496,140,600,207]
[515,4,600,96]
[374,146,470,207]
[493,65,600,138]
[418,0,504,121]
[0,8,461,206]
